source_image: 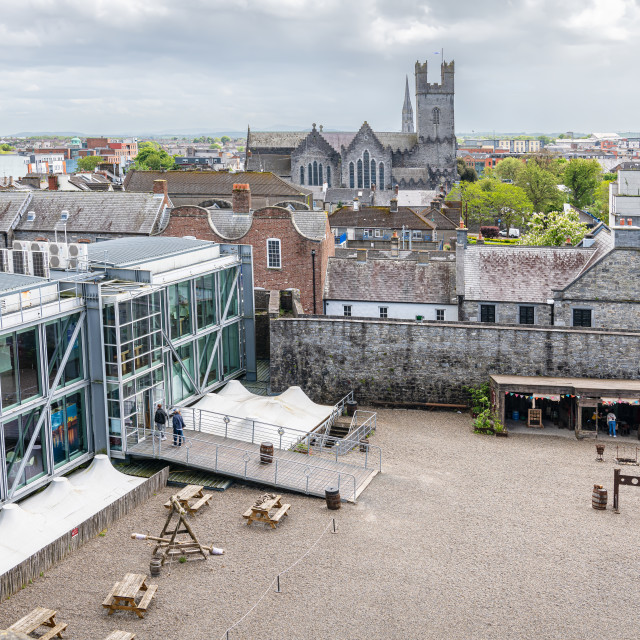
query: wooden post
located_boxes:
[613,468,620,513]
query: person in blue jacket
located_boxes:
[172,409,186,447]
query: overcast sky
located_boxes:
[1,0,639,136]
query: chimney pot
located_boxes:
[390,197,398,213]
[232,183,251,212]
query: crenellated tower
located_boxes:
[401,75,414,133]
[415,60,455,141]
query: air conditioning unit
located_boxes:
[32,250,50,279]
[13,240,30,252]
[49,243,69,270]
[13,250,33,276]
[0,249,13,273]
[68,243,89,271]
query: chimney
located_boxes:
[391,231,399,257]
[390,197,398,213]
[48,175,58,191]
[612,223,639,248]
[371,183,376,205]
[456,224,468,298]
[356,248,367,262]
[153,179,168,198]
[233,183,251,212]
[394,184,399,196]
[353,197,359,212]
[9,176,13,186]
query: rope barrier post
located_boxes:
[275,574,281,593]
[331,518,337,534]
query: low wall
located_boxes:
[0,467,169,600]
[270,317,640,404]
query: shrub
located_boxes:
[443,244,451,251]
[480,226,500,238]
[465,382,490,416]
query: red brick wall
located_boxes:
[160,206,334,313]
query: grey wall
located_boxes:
[270,317,640,405]
[460,301,553,325]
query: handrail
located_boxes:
[142,427,359,501]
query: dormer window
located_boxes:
[60,211,69,221]
[27,212,35,222]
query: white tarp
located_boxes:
[0,455,144,576]
[189,381,335,449]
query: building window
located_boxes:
[573,308,592,327]
[480,304,496,323]
[379,307,388,319]
[433,107,440,124]
[168,281,192,340]
[50,389,87,468]
[374,229,382,238]
[319,163,323,186]
[379,163,384,190]
[371,160,376,187]
[412,230,422,239]
[267,238,281,269]
[349,162,355,189]
[363,151,370,188]
[436,309,445,321]
[343,305,352,317]
[357,159,363,189]
[327,166,332,188]
[308,163,312,184]
[363,229,373,238]
[313,161,318,186]
[222,322,241,376]
[4,409,46,490]
[0,327,42,409]
[519,306,535,325]
[299,166,304,185]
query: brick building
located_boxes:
[159,183,333,313]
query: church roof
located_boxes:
[329,205,434,230]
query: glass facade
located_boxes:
[0,328,42,410]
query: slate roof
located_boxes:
[123,170,311,198]
[0,192,31,233]
[324,257,455,304]
[15,192,168,235]
[463,246,597,303]
[329,206,433,230]
[69,173,111,191]
[208,211,253,240]
[291,211,328,240]
[413,207,459,230]
[397,190,438,207]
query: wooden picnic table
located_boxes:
[104,632,136,640]
[243,494,290,529]
[8,606,67,639]
[163,484,212,515]
[102,573,157,619]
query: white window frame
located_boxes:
[374,229,382,238]
[412,230,422,239]
[343,305,352,317]
[267,238,281,269]
[436,309,445,321]
[363,229,373,238]
[379,306,388,319]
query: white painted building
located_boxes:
[609,165,640,227]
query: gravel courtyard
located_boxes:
[2,408,640,640]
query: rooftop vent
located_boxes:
[60,210,69,221]
[26,211,35,222]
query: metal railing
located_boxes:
[335,410,377,456]
[142,427,359,501]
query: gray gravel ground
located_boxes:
[2,408,640,640]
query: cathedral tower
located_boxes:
[401,75,414,133]
[415,60,455,141]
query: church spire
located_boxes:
[402,75,414,133]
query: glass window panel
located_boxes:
[134,317,150,339]
[0,334,18,409]
[118,301,132,326]
[103,325,117,345]
[171,342,195,403]
[198,332,219,388]
[17,328,41,403]
[150,292,161,313]
[220,269,238,320]
[107,383,120,402]
[108,400,121,418]
[132,295,149,320]
[119,322,133,344]
[63,317,82,385]
[102,303,115,326]
[222,323,240,376]
[51,398,66,467]
[196,275,216,330]
[5,410,46,489]
[105,363,119,378]
[169,282,192,339]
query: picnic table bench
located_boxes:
[163,484,212,515]
[104,632,136,640]
[243,494,290,529]
[102,573,157,619]
[8,606,67,639]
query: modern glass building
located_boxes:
[0,237,255,506]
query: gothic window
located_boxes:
[313,161,318,186]
[363,151,370,188]
[299,166,304,185]
[371,160,376,187]
[349,162,355,189]
[379,163,385,190]
[319,164,323,186]
[308,163,312,184]
[357,159,363,189]
[433,108,440,124]
[327,166,332,188]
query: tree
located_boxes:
[494,157,524,183]
[519,209,588,246]
[591,179,614,220]
[132,142,175,171]
[237,146,245,152]
[76,155,104,171]
[456,157,477,182]
[210,143,221,150]
[220,136,231,144]
[516,161,564,212]
[563,158,602,209]
[0,143,13,152]
[488,181,533,231]
[539,135,554,146]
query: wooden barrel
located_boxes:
[260,442,274,464]
[592,485,607,510]
[149,555,162,577]
[325,486,341,510]
[346,401,358,417]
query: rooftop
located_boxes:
[329,205,433,230]
[0,272,49,294]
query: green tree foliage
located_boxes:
[516,161,564,212]
[563,158,602,209]
[538,135,554,146]
[493,157,524,183]
[591,179,614,220]
[210,143,222,150]
[519,209,588,246]
[237,146,245,152]
[0,143,13,152]
[456,157,477,182]
[132,142,175,171]
[220,136,231,144]
[603,172,617,182]
[76,155,104,171]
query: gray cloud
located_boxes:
[1,0,639,134]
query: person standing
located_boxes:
[154,403,168,441]
[607,410,617,437]
[172,409,186,447]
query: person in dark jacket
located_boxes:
[172,409,186,447]
[154,403,168,441]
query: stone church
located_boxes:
[246,60,457,192]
